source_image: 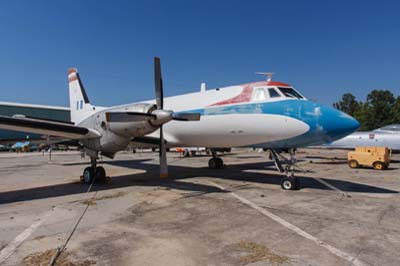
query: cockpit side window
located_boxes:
[268,88,281,98]
[278,87,303,99]
[252,87,267,101]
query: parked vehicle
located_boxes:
[348,146,391,170]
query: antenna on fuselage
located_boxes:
[255,72,274,81]
[200,82,206,92]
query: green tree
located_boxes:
[333,93,360,117]
[392,96,400,124]
[363,90,395,130]
[353,102,370,130]
[334,90,398,130]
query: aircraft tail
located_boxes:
[68,68,96,124]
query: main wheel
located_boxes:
[373,161,385,170]
[183,149,190,157]
[83,167,94,184]
[208,158,218,169]
[216,157,224,168]
[348,160,359,169]
[95,166,106,180]
[281,177,296,190]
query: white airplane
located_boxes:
[0,58,359,190]
[325,124,400,151]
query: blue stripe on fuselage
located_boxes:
[178,99,359,148]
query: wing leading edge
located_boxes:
[0,115,101,140]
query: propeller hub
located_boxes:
[151,109,173,126]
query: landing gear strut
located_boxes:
[270,149,301,190]
[81,157,106,184]
[208,151,224,169]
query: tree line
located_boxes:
[333,90,400,131]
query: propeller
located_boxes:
[154,57,168,178]
[106,57,200,179]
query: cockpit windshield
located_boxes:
[278,87,303,99]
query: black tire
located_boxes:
[83,167,94,184]
[348,160,359,169]
[183,149,190,157]
[373,161,385,170]
[216,157,224,168]
[208,158,218,169]
[294,177,301,190]
[95,166,106,180]
[281,177,295,190]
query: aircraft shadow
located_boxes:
[105,159,399,194]
[0,158,397,205]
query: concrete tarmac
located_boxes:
[0,149,399,266]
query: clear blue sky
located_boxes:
[0,0,399,107]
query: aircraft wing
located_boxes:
[0,115,101,140]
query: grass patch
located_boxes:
[238,241,288,265]
[23,249,95,266]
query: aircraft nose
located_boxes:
[320,106,360,141]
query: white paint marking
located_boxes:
[209,181,367,266]
[0,210,53,264]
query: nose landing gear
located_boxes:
[270,148,301,190]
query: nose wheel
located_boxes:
[280,176,300,190]
[270,148,302,190]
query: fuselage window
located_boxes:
[252,88,267,101]
[80,100,83,109]
[76,101,79,110]
[268,88,281,98]
[278,87,303,99]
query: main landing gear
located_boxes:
[81,157,106,184]
[208,151,224,169]
[270,149,301,190]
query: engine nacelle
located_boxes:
[103,103,158,137]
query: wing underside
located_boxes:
[0,115,100,140]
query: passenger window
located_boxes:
[252,88,267,101]
[268,88,281,98]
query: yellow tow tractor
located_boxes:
[348,146,392,170]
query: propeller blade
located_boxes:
[172,113,201,121]
[159,126,168,178]
[154,57,163,110]
[105,112,156,122]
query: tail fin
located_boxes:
[68,68,95,124]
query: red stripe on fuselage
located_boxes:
[209,80,291,107]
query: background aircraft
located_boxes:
[325,124,400,151]
[0,58,359,190]
[11,141,31,152]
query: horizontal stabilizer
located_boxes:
[172,113,201,121]
[0,115,100,140]
[105,112,156,123]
